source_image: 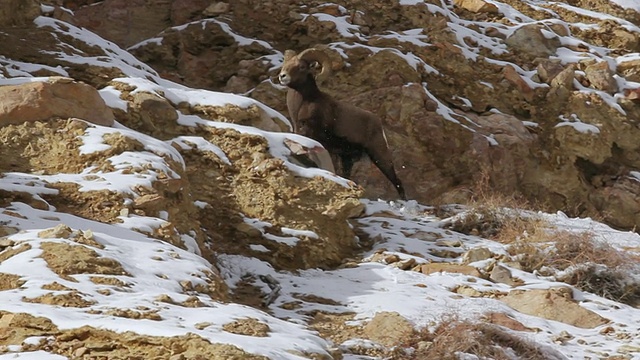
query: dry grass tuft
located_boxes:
[558,264,640,306]
[507,230,640,306]
[551,232,630,270]
[394,315,553,360]
[445,170,537,239]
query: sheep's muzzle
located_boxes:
[278,72,291,86]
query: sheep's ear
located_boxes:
[284,50,297,61]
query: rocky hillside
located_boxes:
[1,0,640,359]
[56,0,640,231]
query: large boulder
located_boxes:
[500,287,609,329]
[0,78,114,127]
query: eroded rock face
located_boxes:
[62,0,640,229]
[71,0,173,48]
[0,0,40,27]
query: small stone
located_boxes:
[396,258,417,270]
[550,65,575,89]
[503,65,534,102]
[351,11,370,26]
[82,229,94,240]
[489,264,523,287]
[288,11,303,20]
[0,238,15,247]
[363,312,414,347]
[133,194,163,209]
[462,247,494,264]
[48,76,74,84]
[419,263,482,277]
[435,238,462,247]
[195,322,212,330]
[234,223,262,238]
[618,344,640,354]
[38,224,72,239]
[483,312,534,332]
[505,23,561,57]
[552,330,574,344]
[599,326,615,335]
[585,61,617,93]
[536,59,565,84]
[454,285,483,297]
[454,0,499,13]
[74,347,88,357]
[204,2,230,16]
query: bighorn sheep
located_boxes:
[278,48,406,199]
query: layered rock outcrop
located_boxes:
[62,0,640,230]
[2,1,640,358]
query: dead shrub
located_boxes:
[394,316,553,360]
[444,170,539,239]
[446,206,506,238]
[557,264,640,306]
[507,241,550,273]
[550,231,628,270]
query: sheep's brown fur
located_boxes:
[278,48,405,199]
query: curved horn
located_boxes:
[298,48,332,83]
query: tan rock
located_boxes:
[222,318,270,337]
[0,80,114,127]
[590,177,640,230]
[462,247,494,264]
[499,287,609,328]
[489,264,523,287]
[0,0,40,27]
[133,194,165,211]
[129,92,178,134]
[395,258,417,270]
[550,66,576,89]
[234,223,263,238]
[503,65,534,102]
[0,238,15,248]
[203,2,230,16]
[483,312,535,332]
[617,59,640,83]
[585,61,617,93]
[454,285,484,297]
[505,24,560,57]
[363,312,414,347]
[418,263,482,277]
[536,59,566,84]
[454,0,499,13]
[284,138,335,173]
[38,224,73,239]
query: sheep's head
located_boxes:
[278,48,332,89]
